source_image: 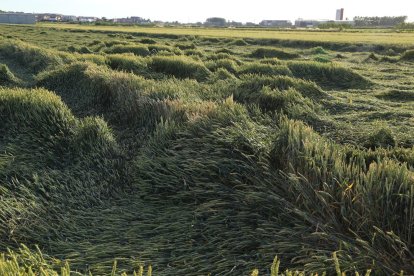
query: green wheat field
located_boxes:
[0,23,414,275]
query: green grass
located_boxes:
[228,38,249,46]
[376,89,414,101]
[150,55,211,81]
[105,44,151,56]
[0,23,414,275]
[0,87,124,256]
[205,58,239,73]
[106,54,150,75]
[310,46,329,54]
[250,47,300,59]
[147,44,182,55]
[0,246,376,275]
[287,61,372,89]
[0,39,72,73]
[234,74,328,100]
[238,62,292,76]
[35,62,176,131]
[401,49,414,61]
[0,64,19,85]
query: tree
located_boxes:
[395,22,414,29]
[353,16,407,27]
[205,17,227,27]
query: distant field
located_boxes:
[36,23,414,45]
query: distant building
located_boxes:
[336,8,344,20]
[78,16,98,23]
[36,13,63,22]
[0,13,36,24]
[62,15,78,22]
[259,20,292,27]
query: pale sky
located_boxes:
[1,0,413,23]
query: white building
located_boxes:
[78,17,98,23]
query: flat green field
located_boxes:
[0,24,414,275]
[37,23,414,45]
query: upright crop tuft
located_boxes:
[235,74,328,100]
[251,47,300,59]
[288,61,372,89]
[150,56,211,81]
[0,39,73,73]
[365,125,396,149]
[238,62,292,76]
[106,54,150,76]
[105,44,150,56]
[400,49,414,61]
[0,64,19,85]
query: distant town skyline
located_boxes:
[1,0,413,23]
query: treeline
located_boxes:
[204,17,245,27]
[354,16,407,27]
[318,22,353,29]
[396,22,414,29]
[92,21,155,27]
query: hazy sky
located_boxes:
[1,0,413,23]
